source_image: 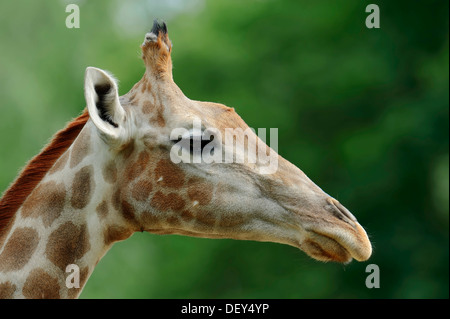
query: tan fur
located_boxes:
[69,128,91,169]
[48,150,70,175]
[96,201,109,220]
[154,159,185,189]
[0,281,15,299]
[142,99,155,114]
[103,225,133,246]
[21,181,66,227]
[132,179,153,202]
[0,228,39,271]
[46,222,90,271]
[22,268,60,299]
[187,178,213,205]
[70,165,94,209]
[151,191,185,213]
[102,160,118,184]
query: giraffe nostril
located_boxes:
[325,198,357,225]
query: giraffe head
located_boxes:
[84,20,372,263]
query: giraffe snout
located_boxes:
[300,197,372,262]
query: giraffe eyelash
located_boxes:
[173,132,214,154]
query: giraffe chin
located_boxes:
[300,232,353,263]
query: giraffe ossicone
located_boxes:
[0,20,372,299]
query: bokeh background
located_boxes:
[0,0,448,298]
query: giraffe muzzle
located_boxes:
[299,198,372,263]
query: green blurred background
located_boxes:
[0,0,448,298]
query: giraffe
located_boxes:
[0,20,372,299]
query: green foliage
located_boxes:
[0,0,448,298]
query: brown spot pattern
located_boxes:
[104,225,133,246]
[96,200,109,220]
[132,179,153,202]
[147,103,165,127]
[46,222,90,271]
[121,200,139,228]
[154,159,185,189]
[218,213,247,228]
[126,151,150,182]
[112,188,121,211]
[140,211,162,229]
[180,209,195,222]
[155,106,165,127]
[151,191,185,212]
[0,109,89,239]
[0,227,39,271]
[166,215,181,227]
[120,142,135,160]
[0,281,16,299]
[142,100,154,114]
[195,209,217,228]
[21,181,66,227]
[71,165,94,209]
[102,160,117,184]
[22,268,60,299]
[70,128,91,169]
[187,179,213,205]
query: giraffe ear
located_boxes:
[84,67,127,142]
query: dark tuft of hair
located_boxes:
[150,19,167,36]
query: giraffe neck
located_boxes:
[0,122,131,299]
[0,72,191,299]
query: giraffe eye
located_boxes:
[174,132,213,154]
[174,130,214,154]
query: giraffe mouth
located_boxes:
[300,231,353,263]
[300,221,372,263]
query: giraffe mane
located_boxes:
[0,109,90,237]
